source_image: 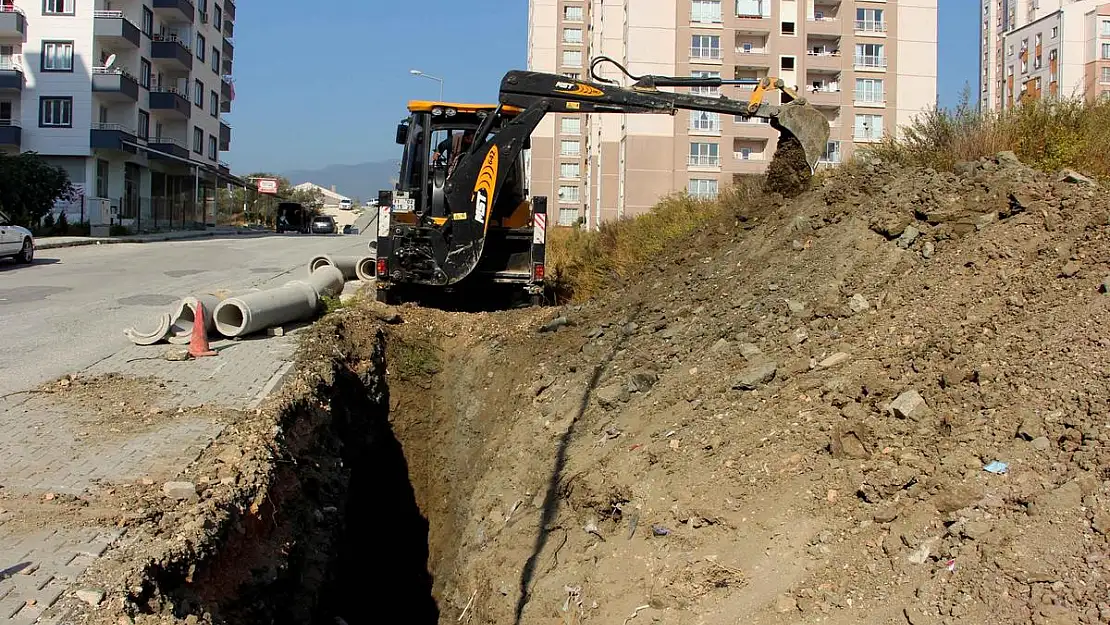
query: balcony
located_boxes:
[90,123,138,153]
[854,56,888,72]
[0,60,22,92]
[224,0,236,21]
[854,92,887,108]
[690,48,721,63]
[148,136,190,160]
[0,121,20,148]
[223,17,234,38]
[735,15,771,34]
[218,160,230,174]
[149,87,191,119]
[734,48,769,68]
[804,87,843,106]
[222,37,234,62]
[220,78,232,112]
[805,50,842,70]
[152,0,195,25]
[93,11,141,48]
[731,158,767,175]
[150,34,194,71]
[854,20,887,36]
[0,6,26,40]
[807,16,841,35]
[92,67,140,102]
[222,55,233,75]
[688,154,721,170]
[219,120,231,151]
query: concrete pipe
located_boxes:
[307,254,361,281]
[212,266,345,338]
[354,255,377,281]
[124,313,172,346]
[166,293,222,345]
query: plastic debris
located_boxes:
[983,461,1008,474]
[651,525,671,536]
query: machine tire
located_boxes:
[16,238,34,264]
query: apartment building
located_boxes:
[526,0,938,229]
[0,0,238,230]
[981,0,1110,110]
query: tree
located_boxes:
[0,152,74,227]
[219,172,325,225]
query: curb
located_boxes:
[35,229,266,250]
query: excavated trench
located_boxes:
[139,319,474,625]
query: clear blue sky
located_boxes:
[228,0,978,173]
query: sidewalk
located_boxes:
[34,226,271,251]
[0,328,303,625]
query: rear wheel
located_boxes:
[16,238,33,264]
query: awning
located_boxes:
[120,138,249,188]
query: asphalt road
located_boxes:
[0,232,372,398]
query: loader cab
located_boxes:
[393,101,529,226]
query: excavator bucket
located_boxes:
[773,100,831,172]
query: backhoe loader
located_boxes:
[374,57,830,306]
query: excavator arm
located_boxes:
[405,58,830,288]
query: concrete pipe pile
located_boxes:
[307,254,361,281]
[213,265,345,338]
[354,256,376,281]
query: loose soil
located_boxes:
[26,152,1110,625]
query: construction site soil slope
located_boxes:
[37,152,1109,625]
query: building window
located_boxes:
[560,117,580,134]
[737,146,752,159]
[564,5,583,22]
[562,49,583,67]
[193,126,203,153]
[563,28,582,44]
[210,91,218,117]
[95,159,109,198]
[1103,43,1110,60]
[1102,20,1110,37]
[557,185,580,204]
[855,43,885,69]
[781,21,795,35]
[41,41,74,72]
[208,135,217,160]
[1007,44,1013,56]
[854,113,883,141]
[563,72,581,80]
[1034,33,1041,47]
[821,141,841,164]
[560,139,580,156]
[1101,67,1110,84]
[138,109,149,139]
[196,34,206,61]
[212,48,220,73]
[856,78,884,103]
[688,179,718,199]
[691,34,721,60]
[689,142,720,167]
[736,0,771,18]
[690,111,721,132]
[140,58,151,88]
[780,56,795,71]
[690,70,720,97]
[194,79,204,107]
[1050,26,1058,39]
[560,162,581,179]
[855,7,884,32]
[142,6,153,35]
[39,97,72,127]
[43,0,73,15]
[215,4,222,26]
[557,207,578,226]
[691,0,722,23]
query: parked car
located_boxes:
[310,215,337,234]
[276,202,309,233]
[339,199,353,211]
[0,210,34,264]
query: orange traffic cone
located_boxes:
[187,300,218,358]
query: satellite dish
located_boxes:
[104,54,117,68]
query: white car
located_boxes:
[0,210,34,264]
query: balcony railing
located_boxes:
[807,50,841,58]
[150,135,186,148]
[93,122,137,135]
[691,48,723,60]
[0,119,20,127]
[733,151,764,161]
[0,58,21,71]
[93,65,138,81]
[735,115,771,124]
[688,154,721,167]
[854,56,887,69]
[809,15,839,22]
[690,122,722,133]
[152,33,191,53]
[854,92,886,105]
[735,47,768,55]
[854,20,887,33]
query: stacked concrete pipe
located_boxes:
[166,293,223,344]
[307,254,361,281]
[213,265,345,338]
[354,256,376,281]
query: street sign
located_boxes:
[257,178,279,194]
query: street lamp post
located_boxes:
[409,69,444,101]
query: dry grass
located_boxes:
[861,89,1110,178]
[546,179,763,302]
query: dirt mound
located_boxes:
[381,152,1110,624]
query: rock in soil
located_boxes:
[733,361,778,390]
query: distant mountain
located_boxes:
[281,160,399,202]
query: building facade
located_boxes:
[526,0,938,228]
[981,0,1110,111]
[0,0,238,230]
